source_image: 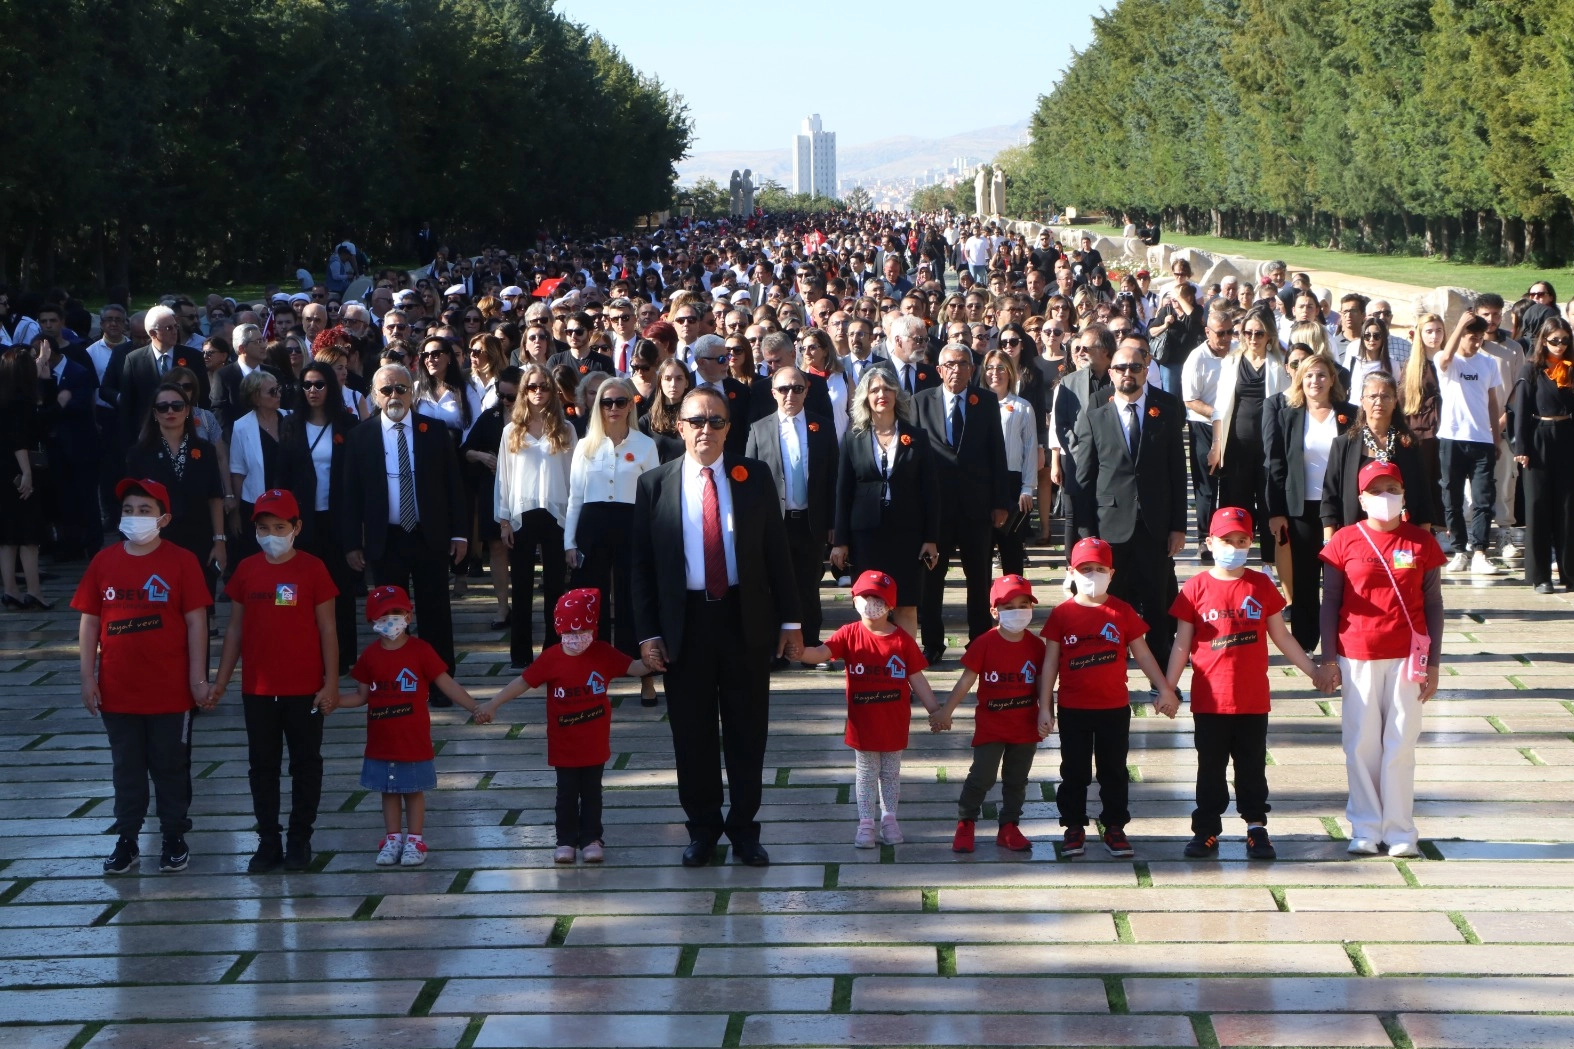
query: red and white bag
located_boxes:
[1357,524,1430,684]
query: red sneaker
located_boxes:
[952,820,975,853]
[1061,826,1086,857]
[996,823,1033,851]
[1103,826,1134,858]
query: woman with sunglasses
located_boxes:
[467,334,508,412]
[267,333,309,413]
[638,357,692,463]
[125,379,226,601]
[798,327,851,441]
[516,323,555,368]
[564,376,661,701]
[1510,318,1574,592]
[227,369,290,565]
[980,350,1038,578]
[413,335,479,440]
[626,343,659,419]
[1348,317,1396,404]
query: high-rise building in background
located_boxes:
[792,115,837,198]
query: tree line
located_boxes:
[1009,0,1574,268]
[0,0,692,293]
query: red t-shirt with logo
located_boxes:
[1170,569,1286,715]
[71,541,210,715]
[523,640,632,767]
[224,551,339,696]
[960,627,1047,745]
[350,637,449,761]
[1320,521,1446,660]
[1042,596,1148,710]
[825,621,928,751]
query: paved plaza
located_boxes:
[2,556,1572,1049]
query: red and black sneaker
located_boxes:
[952,819,976,854]
[1061,826,1086,857]
[996,823,1032,852]
[1103,826,1134,858]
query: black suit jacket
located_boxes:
[1320,430,1434,530]
[212,362,286,440]
[338,414,466,560]
[1052,366,1113,465]
[748,370,834,424]
[693,376,751,457]
[629,453,801,663]
[745,410,839,539]
[110,344,210,448]
[834,420,941,545]
[1072,388,1188,543]
[279,410,358,546]
[884,357,940,395]
[39,358,99,465]
[1263,395,1359,518]
[913,385,1012,522]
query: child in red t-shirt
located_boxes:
[336,585,483,867]
[1166,507,1323,861]
[211,489,339,874]
[933,574,1049,854]
[480,588,652,865]
[1039,537,1179,858]
[800,570,941,849]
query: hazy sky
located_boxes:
[552,0,1104,153]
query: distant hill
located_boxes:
[678,120,1031,187]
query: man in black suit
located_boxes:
[632,387,802,868]
[108,304,210,451]
[749,332,834,423]
[688,334,750,457]
[745,366,838,656]
[915,345,1012,661]
[604,297,653,376]
[884,315,940,396]
[1071,335,1188,669]
[211,323,286,439]
[338,365,468,705]
[1052,325,1116,561]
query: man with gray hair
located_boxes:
[108,303,208,448]
[884,314,939,395]
[212,323,283,438]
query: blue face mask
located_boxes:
[1213,545,1249,571]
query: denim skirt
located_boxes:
[360,757,437,793]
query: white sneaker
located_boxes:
[1500,542,1520,561]
[400,838,427,866]
[1471,550,1502,575]
[880,814,904,845]
[375,834,404,866]
[1347,838,1380,855]
[1388,841,1422,858]
[1444,553,1469,573]
[553,845,576,864]
[854,819,878,848]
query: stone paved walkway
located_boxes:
[2,552,1571,1049]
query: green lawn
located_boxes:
[1082,224,1569,302]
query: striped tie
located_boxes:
[394,423,417,530]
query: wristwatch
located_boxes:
[211,534,227,542]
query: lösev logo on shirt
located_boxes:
[1199,600,1261,624]
[848,657,907,680]
[554,673,608,701]
[982,661,1038,687]
[101,575,172,604]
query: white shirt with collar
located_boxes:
[777,410,808,510]
[681,453,738,589]
[87,338,124,409]
[1112,389,1148,456]
[564,429,659,550]
[380,411,420,527]
[940,386,966,446]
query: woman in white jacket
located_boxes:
[228,368,290,563]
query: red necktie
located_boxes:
[702,466,727,599]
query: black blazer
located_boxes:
[109,343,211,448]
[1263,396,1358,518]
[834,420,941,545]
[745,410,839,539]
[279,409,358,546]
[1320,430,1434,530]
[1072,388,1188,543]
[212,362,286,439]
[629,453,801,663]
[748,370,834,424]
[693,376,752,457]
[913,385,1012,522]
[338,414,466,560]
[39,358,99,465]
[1052,366,1113,474]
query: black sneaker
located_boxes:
[159,835,190,873]
[1246,826,1276,860]
[283,837,313,872]
[1183,833,1219,858]
[247,835,284,874]
[103,836,140,875]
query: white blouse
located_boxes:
[1302,409,1338,503]
[494,423,577,530]
[304,422,333,512]
[997,392,1040,495]
[417,383,485,440]
[564,429,660,550]
[822,370,852,441]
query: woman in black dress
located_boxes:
[125,380,225,601]
[0,348,47,608]
[1510,318,1574,593]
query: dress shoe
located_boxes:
[681,840,716,867]
[922,647,944,666]
[731,842,770,867]
[1535,582,1556,594]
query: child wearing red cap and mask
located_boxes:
[1039,537,1179,859]
[800,570,942,850]
[480,588,653,864]
[337,585,483,867]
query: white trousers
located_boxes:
[1339,656,1424,847]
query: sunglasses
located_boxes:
[499,393,517,403]
[565,328,587,336]
[998,338,1022,348]
[681,415,729,431]
[631,364,653,373]
[386,322,410,331]
[1547,337,1571,347]
[378,384,410,396]
[773,383,807,395]
[420,350,447,360]
[673,316,700,324]
[1241,329,1267,338]
[600,397,631,409]
[1109,363,1145,373]
[524,383,553,393]
[259,387,281,396]
[1363,332,1384,341]
[154,400,187,413]
[301,379,328,391]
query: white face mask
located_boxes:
[853,595,889,621]
[1360,491,1404,523]
[1211,544,1250,570]
[372,615,408,640]
[997,608,1034,633]
[561,631,594,656]
[256,532,294,558]
[119,515,161,544]
[1071,569,1111,598]
[381,400,409,423]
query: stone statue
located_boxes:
[729,170,743,218]
[741,169,754,216]
[991,167,1006,217]
[974,166,988,218]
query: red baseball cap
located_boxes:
[989,574,1037,606]
[851,569,897,607]
[554,588,601,637]
[1069,536,1113,570]
[365,585,413,622]
[1209,506,1253,539]
[115,477,171,515]
[1358,460,1404,492]
[252,488,300,521]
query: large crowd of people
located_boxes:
[27,211,1570,874]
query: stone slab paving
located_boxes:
[1,556,1571,1048]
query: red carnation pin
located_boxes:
[334,433,345,445]
[730,465,748,482]
[190,448,201,459]
[624,452,635,462]
[579,365,588,374]
[968,393,978,405]
[900,433,912,446]
[1147,406,1160,418]
[808,421,820,432]
[418,422,429,433]
[1337,414,1349,425]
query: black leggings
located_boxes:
[555,764,605,847]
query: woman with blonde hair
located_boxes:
[1400,313,1448,528]
[980,349,1038,577]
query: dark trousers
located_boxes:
[1285,501,1325,652]
[102,710,192,839]
[1217,438,1272,562]
[53,455,101,556]
[571,502,636,657]
[1188,421,1217,544]
[663,589,769,847]
[372,524,456,686]
[1522,420,1574,587]
[242,694,325,842]
[921,511,994,652]
[1191,712,1270,836]
[96,406,121,529]
[1055,705,1130,829]
[554,764,605,847]
[994,470,1027,578]
[509,508,566,665]
[302,510,357,674]
[784,513,824,646]
[1441,438,1497,552]
[958,740,1038,823]
[1108,522,1178,671]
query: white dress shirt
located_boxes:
[495,423,577,530]
[1112,390,1147,456]
[87,337,123,409]
[777,411,808,510]
[564,429,659,550]
[681,453,739,589]
[1181,348,1228,424]
[380,411,419,526]
[940,387,965,446]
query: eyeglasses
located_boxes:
[300,379,328,391]
[259,386,281,397]
[599,397,631,409]
[464,316,483,324]
[378,384,410,396]
[998,338,1022,348]
[154,400,187,414]
[681,415,729,431]
[386,322,409,331]
[773,383,807,395]
[1109,362,1145,373]
[937,360,971,370]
